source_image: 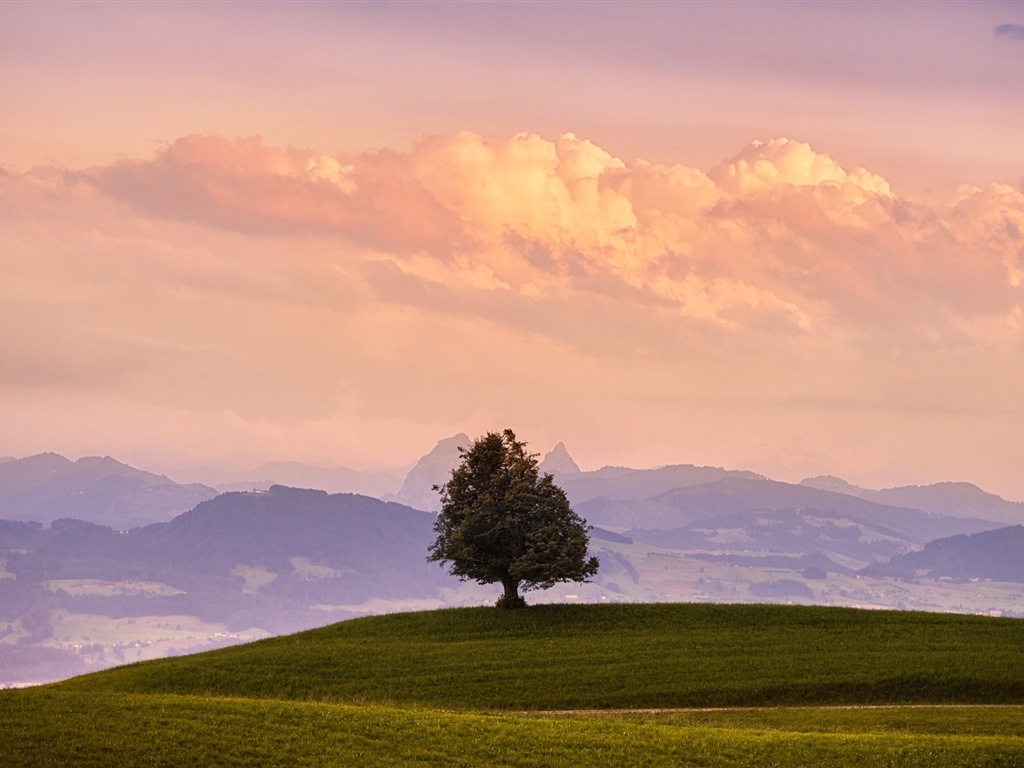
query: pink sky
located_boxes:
[2,2,1024,498]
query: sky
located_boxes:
[2,1,1024,498]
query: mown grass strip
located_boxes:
[2,690,1023,768]
[60,603,1024,710]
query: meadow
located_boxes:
[3,603,1023,766]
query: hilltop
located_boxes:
[59,602,1024,710]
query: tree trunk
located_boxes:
[502,577,520,601]
[498,576,525,609]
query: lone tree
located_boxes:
[427,429,599,609]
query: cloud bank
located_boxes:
[3,132,1024,492]
[83,132,1023,344]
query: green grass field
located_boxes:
[3,603,1024,766]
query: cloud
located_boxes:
[90,135,465,253]
[994,23,1024,41]
[708,137,892,198]
[4,131,1024,494]
[6,133,1024,400]
[72,131,1024,354]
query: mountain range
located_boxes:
[2,437,1024,685]
[7,441,1020,536]
[0,486,455,684]
[6,486,449,608]
[161,461,404,497]
[800,475,1024,525]
[2,441,1020,576]
[862,525,1024,582]
[0,453,216,529]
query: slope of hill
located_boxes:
[2,604,1020,768]
[870,483,1024,525]
[0,487,459,684]
[580,476,996,562]
[0,453,216,529]
[863,525,1024,581]
[629,507,914,568]
[52,603,1024,709]
[165,460,404,497]
[801,477,1024,525]
[129,486,446,598]
[553,463,766,506]
[655,477,995,541]
[5,486,449,603]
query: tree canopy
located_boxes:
[427,429,599,608]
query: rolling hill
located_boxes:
[2,603,1024,766]
[595,476,997,541]
[577,476,998,573]
[0,453,216,529]
[58,602,1024,709]
[165,460,404,497]
[0,486,459,684]
[863,525,1024,581]
[4,485,451,605]
[801,476,1024,525]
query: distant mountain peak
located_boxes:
[19,452,73,469]
[386,434,470,512]
[887,480,984,494]
[799,475,870,495]
[870,482,1023,524]
[540,442,580,474]
[75,455,149,476]
[430,433,471,456]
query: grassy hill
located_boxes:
[3,603,1024,766]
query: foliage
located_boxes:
[428,430,598,607]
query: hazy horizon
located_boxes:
[3,2,1023,499]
